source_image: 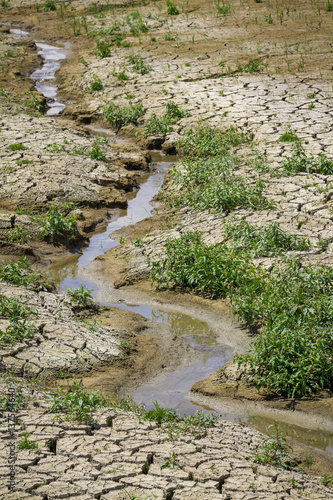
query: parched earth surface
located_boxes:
[1,0,333,498]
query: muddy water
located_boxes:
[24,35,333,459]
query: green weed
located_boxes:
[89,75,103,92]
[0,256,52,291]
[18,432,39,451]
[143,101,190,136]
[103,101,144,132]
[66,284,93,308]
[43,0,56,11]
[0,226,30,245]
[127,54,151,75]
[237,59,262,73]
[279,126,300,143]
[166,0,179,15]
[223,221,309,257]
[279,145,333,176]
[161,452,180,469]
[48,379,109,423]
[0,295,37,345]
[6,143,28,151]
[94,40,111,58]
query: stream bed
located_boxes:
[12,30,333,460]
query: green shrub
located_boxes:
[176,125,250,158]
[0,256,52,290]
[325,0,333,11]
[89,75,103,92]
[6,143,28,151]
[0,226,30,245]
[127,54,151,74]
[66,284,93,307]
[170,157,271,212]
[40,206,77,240]
[237,59,262,73]
[94,40,111,58]
[43,0,56,11]
[48,379,109,423]
[279,145,333,176]
[143,101,190,136]
[166,0,179,15]
[223,221,309,257]
[150,230,332,397]
[103,101,144,132]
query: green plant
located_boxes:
[103,101,144,132]
[127,54,151,75]
[279,145,333,176]
[265,13,273,24]
[6,143,28,151]
[164,32,176,41]
[88,137,107,161]
[40,206,77,240]
[223,221,309,257]
[215,0,230,16]
[89,75,103,91]
[279,126,300,143]
[321,474,333,487]
[134,237,142,247]
[166,0,179,15]
[94,40,111,58]
[324,0,333,12]
[48,379,109,423]
[0,256,52,291]
[143,101,190,136]
[143,400,178,426]
[161,452,180,469]
[305,454,314,470]
[18,432,39,451]
[0,295,37,345]
[253,422,292,468]
[237,59,262,73]
[66,284,93,307]
[43,0,56,11]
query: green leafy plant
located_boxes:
[279,145,333,176]
[18,432,39,451]
[254,422,292,468]
[94,40,111,58]
[48,379,109,423]
[87,137,107,161]
[40,206,77,240]
[164,32,176,41]
[6,143,28,151]
[43,0,56,11]
[66,284,93,307]
[0,226,30,245]
[223,221,309,257]
[215,0,231,16]
[0,256,52,290]
[127,54,151,75]
[143,101,190,136]
[237,59,262,73]
[161,452,180,469]
[0,294,38,345]
[279,126,300,143]
[143,400,178,426]
[103,101,144,132]
[166,0,179,15]
[324,0,333,12]
[89,75,103,91]
[321,474,333,487]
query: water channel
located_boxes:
[10,28,333,459]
